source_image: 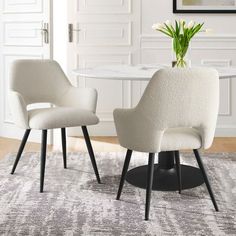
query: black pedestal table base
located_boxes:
[126,151,204,191]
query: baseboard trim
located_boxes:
[215,126,236,137]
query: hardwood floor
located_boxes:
[0,136,236,160]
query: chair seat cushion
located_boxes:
[28,107,99,130]
[161,127,202,151]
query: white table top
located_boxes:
[73,64,236,81]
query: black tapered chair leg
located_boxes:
[11,129,31,174]
[40,130,47,193]
[145,153,155,221]
[174,151,182,194]
[116,149,132,200]
[61,128,67,169]
[81,126,101,184]
[193,149,219,211]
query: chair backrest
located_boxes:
[136,67,219,149]
[9,59,71,105]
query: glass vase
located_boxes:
[172,39,191,68]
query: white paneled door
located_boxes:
[67,0,141,136]
[0,0,53,141]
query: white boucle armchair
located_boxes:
[114,68,219,220]
[9,59,101,192]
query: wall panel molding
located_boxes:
[3,0,43,13]
[77,22,132,46]
[140,34,236,50]
[77,0,132,14]
[3,21,43,47]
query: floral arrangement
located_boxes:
[152,20,204,67]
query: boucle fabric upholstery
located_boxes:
[9,60,98,130]
[114,68,219,152]
[28,107,99,130]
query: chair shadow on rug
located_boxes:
[66,166,100,175]
[81,174,220,213]
[81,175,136,196]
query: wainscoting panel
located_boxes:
[77,0,131,14]
[77,22,132,46]
[3,0,43,13]
[4,22,43,47]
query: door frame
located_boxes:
[52,0,69,147]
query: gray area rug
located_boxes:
[0,151,235,235]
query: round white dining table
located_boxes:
[73,64,236,192]
[73,64,236,81]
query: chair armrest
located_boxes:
[58,86,98,113]
[113,108,164,153]
[198,126,216,150]
[9,91,29,129]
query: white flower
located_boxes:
[152,23,163,30]
[165,20,171,26]
[187,20,194,28]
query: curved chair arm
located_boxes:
[199,126,216,150]
[113,108,164,153]
[58,86,98,113]
[9,91,29,129]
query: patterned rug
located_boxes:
[0,151,235,236]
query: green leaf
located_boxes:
[158,29,172,37]
[175,20,179,36]
[164,23,174,37]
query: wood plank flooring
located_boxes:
[1,136,236,161]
